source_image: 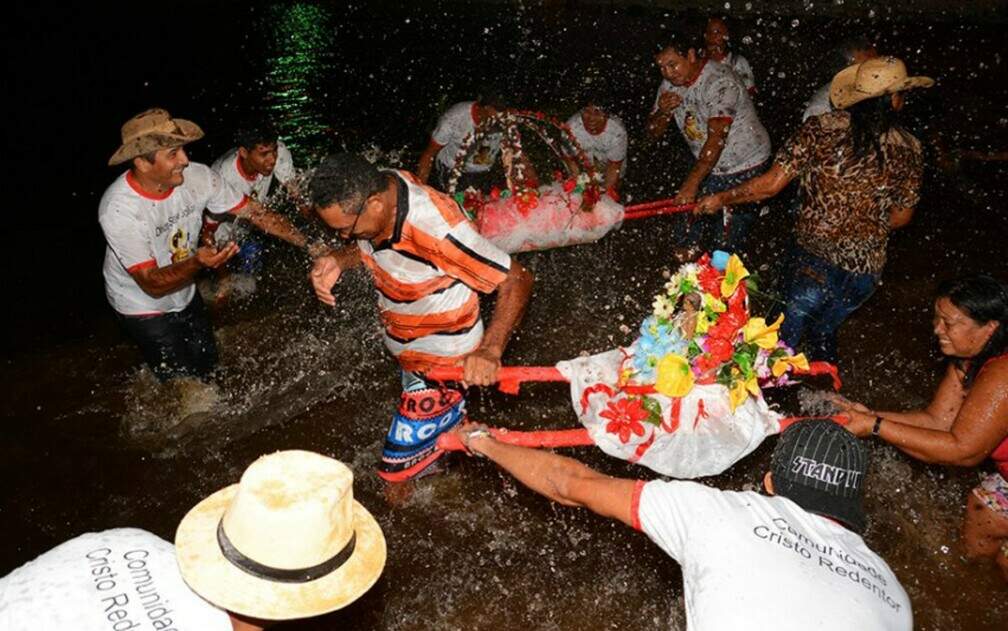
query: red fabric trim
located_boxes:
[686,58,708,87]
[377,451,444,482]
[125,171,173,200]
[126,259,157,273]
[228,195,251,215]
[709,116,734,124]
[235,154,257,182]
[470,102,478,125]
[631,479,646,531]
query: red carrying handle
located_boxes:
[424,366,566,394]
[622,202,696,221]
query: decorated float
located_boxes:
[447,109,693,253]
[426,252,845,479]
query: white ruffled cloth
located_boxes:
[557,350,782,478]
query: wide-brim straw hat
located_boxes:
[175,450,386,620]
[108,108,205,166]
[830,56,934,110]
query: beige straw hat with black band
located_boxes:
[830,56,934,110]
[175,450,386,620]
[108,108,205,166]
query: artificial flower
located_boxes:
[600,397,649,443]
[742,314,785,350]
[655,353,694,397]
[720,254,750,298]
[728,373,761,411]
[771,352,810,377]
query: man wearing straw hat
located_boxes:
[0,450,386,630]
[456,419,912,631]
[696,57,932,363]
[100,108,320,381]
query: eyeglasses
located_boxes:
[341,196,368,243]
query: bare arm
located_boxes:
[463,260,534,385]
[646,92,681,141]
[695,163,793,213]
[603,160,622,191]
[674,118,731,204]
[416,138,444,184]
[309,244,362,307]
[235,199,307,248]
[130,244,238,298]
[466,432,638,528]
[847,360,1008,466]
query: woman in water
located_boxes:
[834,274,1008,580]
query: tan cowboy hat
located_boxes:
[175,450,386,620]
[830,56,934,109]
[108,108,205,166]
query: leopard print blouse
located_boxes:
[776,111,923,275]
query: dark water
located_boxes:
[3,2,1007,629]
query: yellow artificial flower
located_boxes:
[742,313,785,350]
[704,293,726,313]
[771,352,810,378]
[619,367,635,386]
[720,254,750,298]
[728,374,761,411]
[655,353,695,397]
[695,310,712,335]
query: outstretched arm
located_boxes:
[131,244,239,298]
[236,199,308,248]
[694,163,793,213]
[462,260,534,385]
[461,427,638,528]
[673,118,731,204]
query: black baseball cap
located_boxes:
[771,419,869,532]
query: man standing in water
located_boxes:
[308,153,534,481]
[563,87,629,194]
[416,95,506,192]
[455,419,913,631]
[646,30,771,253]
[100,108,314,381]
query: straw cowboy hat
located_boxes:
[175,450,386,620]
[108,108,205,166]
[830,56,934,109]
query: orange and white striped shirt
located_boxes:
[358,171,511,371]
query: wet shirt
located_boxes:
[207,140,295,242]
[634,481,912,631]
[723,51,756,92]
[99,163,248,315]
[433,101,503,174]
[803,83,833,121]
[0,528,232,631]
[775,112,923,275]
[564,112,628,174]
[653,60,771,175]
[358,171,511,371]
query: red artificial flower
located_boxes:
[600,397,649,444]
[582,186,600,208]
[562,178,577,193]
[489,186,501,201]
[706,336,735,363]
[606,187,620,202]
[552,170,565,183]
[693,354,722,380]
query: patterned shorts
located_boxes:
[973,472,1008,518]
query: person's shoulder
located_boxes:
[882,127,923,155]
[211,147,239,173]
[444,101,475,119]
[566,111,581,128]
[99,172,139,217]
[607,115,627,135]
[181,162,219,189]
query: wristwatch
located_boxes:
[872,416,884,437]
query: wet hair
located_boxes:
[844,94,902,169]
[937,274,1008,387]
[308,153,387,213]
[581,80,611,113]
[658,24,700,57]
[236,126,279,151]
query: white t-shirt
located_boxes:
[0,528,232,631]
[723,51,756,92]
[803,83,833,121]
[635,480,912,631]
[653,60,772,175]
[99,163,247,315]
[564,111,628,175]
[211,140,295,202]
[432,101,503,173]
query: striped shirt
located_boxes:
[359,171,512,371]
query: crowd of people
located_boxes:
[2,16,1006,631]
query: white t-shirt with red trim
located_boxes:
[653,60,771,175]
[0,528,232,631]
[633,480,912,631]
[99,163,247,315]
[211,140,295,202]
[723,51,756,92]
[564,111,628,174]
[432,101,503,174]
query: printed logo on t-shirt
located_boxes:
[169,228,191,263]
[85,544,179,629]
[683,112,705,141]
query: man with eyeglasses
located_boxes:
[307,153,534,482]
